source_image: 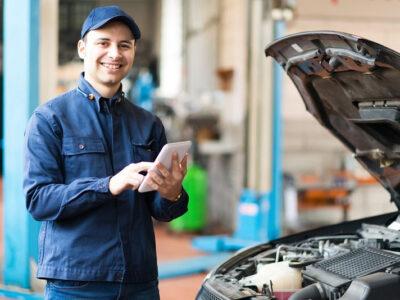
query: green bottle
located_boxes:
[170,164,207,232]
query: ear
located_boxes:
[77,40,86,59]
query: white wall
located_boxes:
[196,0,248,231]
[184,0,220,98]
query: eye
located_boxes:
[97,41,108,47]
[120,43,132,49]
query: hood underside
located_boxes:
[265,31,400,209]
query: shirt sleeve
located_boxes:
[23,111,112,221]
[146,189,189,222]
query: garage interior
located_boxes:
[1,0,400,299]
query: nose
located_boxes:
[108,44,121,60]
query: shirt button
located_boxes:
[99,183,105,189]
[115,272,123,280]
[78,144,85,150]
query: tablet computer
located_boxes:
[138,141,192,193]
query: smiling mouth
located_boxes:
[101,63,122,70]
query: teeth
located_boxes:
[103,63,120,69]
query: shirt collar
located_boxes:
[77,73,125,112]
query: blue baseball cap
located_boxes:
[81,6,141,40]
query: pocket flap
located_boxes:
[131,139,157,162]
[131,139,156,152]
[62,137,105,155]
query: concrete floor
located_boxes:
[156,224,208,299]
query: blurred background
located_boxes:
[1,0,400,299]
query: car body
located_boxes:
[196,31,400,300]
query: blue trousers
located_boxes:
[44,279,160,300]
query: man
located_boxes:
[23,6,189,299]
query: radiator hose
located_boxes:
[288,283,325,300]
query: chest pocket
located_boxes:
[132,140,157,163]
[62,137,107,183]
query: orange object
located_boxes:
[356,176,377,184]
[297,188,351,220]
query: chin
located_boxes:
[101,76,125,87]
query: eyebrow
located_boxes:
[94,38,133,44]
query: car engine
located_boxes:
[199,222,400,300]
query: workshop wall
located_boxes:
[189,0,248,231]
[211,0,247,230]
[185,0,219,98]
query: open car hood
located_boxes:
[265,31,400,209]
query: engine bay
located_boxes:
[209,221,400,299]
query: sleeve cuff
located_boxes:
[98,176,112,193]
[162,189,189,215]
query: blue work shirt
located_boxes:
[23,74,188,283]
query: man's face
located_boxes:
[77,21,135,96]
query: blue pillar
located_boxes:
[270,19,286,240]
[258,19,286,241]
[3,0,40,288]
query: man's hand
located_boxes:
[146,152,188,201]
[109,162,153,196]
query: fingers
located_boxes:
[131,162,153,172]
[127,173,145,188]
[149,170,163,186]
[145,176,160,191]
[156,152,187,178]
[171,152,180,174]
[109,162,152,195]
[155,161,170,178]
[180,153,188,175]
[110,154,189,196]
[148,152,189,200]
[109,172,144,195]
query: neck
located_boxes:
[84,76,120,98]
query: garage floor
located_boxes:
[155,223,208,299]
